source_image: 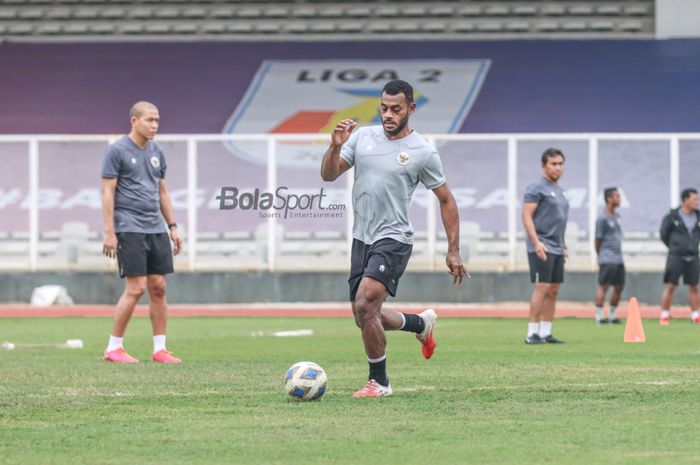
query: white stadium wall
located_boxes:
[656,0,700,38]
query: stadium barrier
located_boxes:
[1,132,699,272]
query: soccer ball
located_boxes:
[284,361,327,401]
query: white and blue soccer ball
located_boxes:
[284,361,327,401]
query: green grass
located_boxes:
[2,316,700,465]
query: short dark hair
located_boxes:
[604,187,618,203]
[681,188,698,201]
[382,80,414,104]
[541,147,564,165]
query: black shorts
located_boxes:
[528,253,565,284]
[663,254,700,285]
[349,238,412,300]
[116,233,174,278]
[598,263,626,286]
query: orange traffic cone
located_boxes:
[623,297,646,343]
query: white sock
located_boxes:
[539,321,552,338]
[153,334,166,353]
[595,306,604,322]
[609,306,618,320]
[107,335,123,352]
[527,322,539,337]
[661,309,670,319]
[398,312,406,330]
[691,310,699,321]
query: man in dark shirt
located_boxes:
[659,188,700,325]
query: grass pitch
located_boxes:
[2,316,700,465]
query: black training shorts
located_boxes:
[663,254,700,285]
[116,232,174,278]
[528,252,565,284]
[349,238,412,300]
[598,263,625,286]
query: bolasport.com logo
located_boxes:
[216,186,346,219]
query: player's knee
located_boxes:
[148,281,167,299]
[354,296,379,324]
[125,282,147,299]
[546,284,560,297]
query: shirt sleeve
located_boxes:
[339,129,359,167]
[158,148,167,179]
[101,144,121,179]
[523,183,541,204]
[595,217,605,239]
[419,151,447,190]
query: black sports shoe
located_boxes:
[525,334,543,344]
[596,318,609,325]
[542,334,565,344]
[609,318,622,324]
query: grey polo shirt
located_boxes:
[101,136,167,234]
[523,176,569,255]
[596,210,623,264]
[340,125,446,245]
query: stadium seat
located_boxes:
[210,8,235,18]
[18,8,44,19]
[46,8,71,19]
[346,7,371,18]
[512,5,537,16]
[568,5,595,16]
[484,5,510,16]
[0,9,17,19]
[596,5,623,16]
[619,21,644,32]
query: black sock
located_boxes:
[368,357,389,387]
[400,313,425,334]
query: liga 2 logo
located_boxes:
[222,59,491,169]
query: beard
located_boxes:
[383,114,409,136]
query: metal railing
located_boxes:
[1,132,698,271]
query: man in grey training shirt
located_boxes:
[659,188,700,325]
[321,80,468,398]
[522,148,569,344]
[594,187,625,325]
[101,101,183,364]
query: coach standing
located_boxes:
[101,101,183,363]
[522,148,569,344]
[659,188,700,326]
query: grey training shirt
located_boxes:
[523,176,569,255]
[680,209,697,232]
[595,210,623,264]
[340,126,446,245]
[101,136,167,234]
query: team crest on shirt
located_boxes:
[150,156,160,168]
[379,265,386,272]
[131,158,136,164]
[396,152,411,166]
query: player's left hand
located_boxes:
[446,251,470,286]
[170,228,182,255]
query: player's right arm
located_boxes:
[320,119,356,181]
[102,177,118,258]
[522,202,548,261]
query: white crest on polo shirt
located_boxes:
[397,152,411,166]
[150,156,160,168]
